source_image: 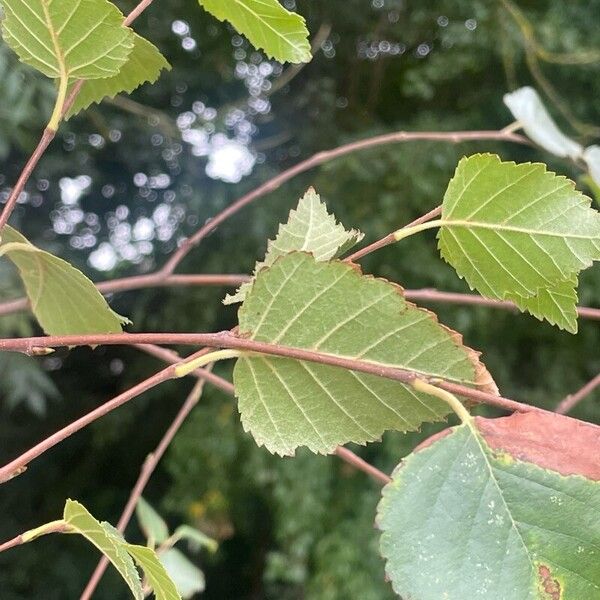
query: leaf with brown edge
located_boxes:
[234,252,497,455]
[417,411,600,479]
[378,413,600,600]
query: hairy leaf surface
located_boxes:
[0,226,128,334]
[438,154,600,319]
[66,34,170,118]
[234,252,496,455]
[225,188,363,304]
[1,0,134,80]
[198,0,311,63]
[377,421,600,600]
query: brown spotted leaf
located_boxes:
[378,415,600,600]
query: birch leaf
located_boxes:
[234,252,496,455]
[125,544,182,600]
[438,154,600,304]
[224,188,363,304]
[0,0,134,80]
[0,225,129,334]
[66,34,170,118]
[377,418,600,600]
[503,86,583,159]
[198,0,311,63]
[160,548,205,599]
[506,278,578,333]
[62,500,143,600]
[136,497,169,545]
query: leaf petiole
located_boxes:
[392,219,443,242]
[48,76,68,132]
[412,378,472,425]
[174,349,243,378]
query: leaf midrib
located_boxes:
[441,219,599,240]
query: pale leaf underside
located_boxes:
[225,187,363,304]
[234,252,496,455]
[0,225,128,334]
[503,87,583,159]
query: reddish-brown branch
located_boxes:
[0,330,544,411]
[0,351,205,484]
[556,373,600,415]
[403,289,600,321]
[0,129,55,230]
[0,273,249,317]
[0,534,23,554]
[0,129,525,318]
[335,447,391,484]
[160,130,527,274]
[3,280,600,323]
[345,205,443,262]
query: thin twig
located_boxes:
[80,375,209,600]
[139,345,391,482]
[160,130,528,274]
[402,289,600,321]
[345,206,443,262]
[0,274,250,317]
[3,279,600,323]
[556,373,600,415]
[0,534,23,553]
[0,348,203,485]
[0,327,547,485]
[334,447,391,484]
[0,129,55,230]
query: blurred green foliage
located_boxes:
[1,0,600,598]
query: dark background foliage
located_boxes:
[1,1,599,598]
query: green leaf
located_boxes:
[66,34,170,118]
[63,500,143,600]
[503,87,583,159]
[224,188,363,304]
[506,277,578,333]
[0,225,129,334]
[234,252,496,455]
[136,497,169,545]
[160,548,205,599]
[0,0,134,80]
[438,154,600,307]
[171,525,218,554]
[377,421,600,600]
[125,544,182,600]
[198,0,311,63]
